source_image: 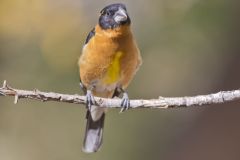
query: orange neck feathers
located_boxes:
[95,24,131,39]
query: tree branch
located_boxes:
[0,80,240,109]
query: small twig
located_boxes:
[3,80,7,88]
[14,94,19,104]
[0,80,240,109]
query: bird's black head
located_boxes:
[99,3,131,30]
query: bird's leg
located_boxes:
[119,88,130,113]
[85,86,95,111]
[79,79,95,110]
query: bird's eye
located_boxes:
[100,10,111,16]
[106,11,110,16]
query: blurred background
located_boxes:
[0,0,240,159]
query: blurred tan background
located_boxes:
[0,0,240,160]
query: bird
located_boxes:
[78,3,142,153]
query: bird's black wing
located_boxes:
[85,28,95,44]
[80,28,96,94]
[79,78,87,94]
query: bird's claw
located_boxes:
[86,90,95,111]
[120,92,130,113]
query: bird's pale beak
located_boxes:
[114,7,128,23]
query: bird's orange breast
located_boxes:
[78,24,142,93]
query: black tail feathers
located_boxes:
[82,111,105,153]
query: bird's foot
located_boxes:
[86,90,95,111]
[120,92,130,113]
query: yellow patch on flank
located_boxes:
[104,51,124,84]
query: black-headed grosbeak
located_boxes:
[78,3,142,153]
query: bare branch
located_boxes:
[0,80,240,109]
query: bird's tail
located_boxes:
[82,109,105,153]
